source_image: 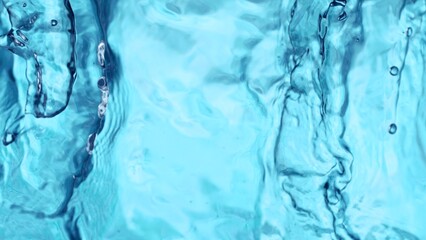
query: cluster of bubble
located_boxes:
[387,27,413,135]
[97,41,109,118]
[86,41,108,155]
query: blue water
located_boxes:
[0,0,426,239]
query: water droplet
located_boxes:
[97,41,106,67]
[86,133,96,154]
[406,27,413,37]
[390,66,399,76]
[51,19,58,26]
[97,76,108,91]
[389,123,397,134]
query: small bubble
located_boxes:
[390,66,399,76]
[388,123,397,134]
[406,27,413,37]
[101,91,109,104]
[51,19,58,26]
[97,76,108,91]
[3,132,16,146]
[98,103,107,118]
[97,41,106,67]
[22,3,27,7]
[85,133,96,154]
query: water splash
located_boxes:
[1,0,426,239]
[0,0,77,118]
[0,0,107,238]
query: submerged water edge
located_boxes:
[0,0,425,239]
[0,0,116,238]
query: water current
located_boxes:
[0,0,425,239]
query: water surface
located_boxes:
[0,0,425,239]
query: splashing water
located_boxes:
[0,0,426,239]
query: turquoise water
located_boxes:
[0,0,426,239]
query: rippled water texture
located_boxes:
[1,0,426,239]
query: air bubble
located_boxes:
[22,3,27,7]
[97,41,106,67]
[97,76,108,91]
[390,66,399,76]
[388,123,397,134]
[51,19,58,26]
[98,103,107,118]
[86,133,96,154]
[101,91,109,104]
[3,132,16,146]
[406,27,413,37]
